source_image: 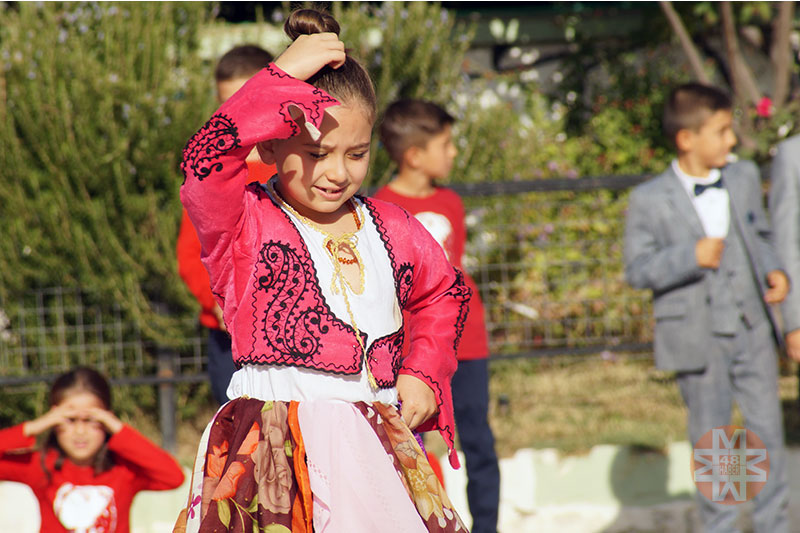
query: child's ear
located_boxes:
[404,145,422,169]
[256,141,277,165]
[675,128,694,153]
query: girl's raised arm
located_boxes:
[180,43,341,308]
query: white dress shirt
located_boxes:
[672,159,730,238]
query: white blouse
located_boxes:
[227,192,400,405]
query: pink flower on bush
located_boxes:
[756,97,773,118]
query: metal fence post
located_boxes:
[157,347,177,454]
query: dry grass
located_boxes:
[486,355,688,456]
[134,355,800,466]
[428,354,800,459]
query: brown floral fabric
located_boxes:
[174,398,467,532]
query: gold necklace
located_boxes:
[269,180,378,390]
[325,201,362,264]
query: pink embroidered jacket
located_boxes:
[180,64,469,467]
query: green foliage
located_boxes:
[739,100,800,165]
[557,2,800,165]
[0,2,215,344]
[333,2,475,186]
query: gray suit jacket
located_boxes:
[624,160,781,371]
[769,134,800,334]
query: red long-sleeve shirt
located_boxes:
[0,423,184,533]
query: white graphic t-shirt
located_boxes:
[53,482,118,532]
[414,212,453,261]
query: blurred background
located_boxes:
[1,3,800,529]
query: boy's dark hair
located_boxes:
[663,82,732,144]
[214,45,273,82]
[379,99,455,165]
[41,366,114,479]
[284,9,377,122]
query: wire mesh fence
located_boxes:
[0,175,657,383]
[455,176,654,359]
[0,176,658,448]
[0,286,208,386]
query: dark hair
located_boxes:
[214,45,273,82]
[379,99,455,164]
[663,82,732,145]
[284,8,377,122]
[41,366,114,479]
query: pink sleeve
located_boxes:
[398,214,471,468]
[180,64,339,310]
[107,425,185,491]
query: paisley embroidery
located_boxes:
[181,113,241,182]
[396,264,414,307]
[254,242,328,360]
[246,240,362,372]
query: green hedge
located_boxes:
[0,2,216,345]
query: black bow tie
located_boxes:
[694,178,723,196]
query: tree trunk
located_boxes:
[720,2,758,149]
[771,1,795,107]
[720,1,762,106]
[658,1,710,83]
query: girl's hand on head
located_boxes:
[23,404,73,437]
[87,407,124,435]
[396,374,438,431]
[274,33,346,81]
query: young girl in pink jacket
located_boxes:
[175,8,470,533]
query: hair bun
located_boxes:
[284,8,340,40]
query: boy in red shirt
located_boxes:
[375,99,500,533]
[176,45,275,404]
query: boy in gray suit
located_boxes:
[769,134,800,362]
[624,83,790,533]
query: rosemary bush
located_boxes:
[0,2,214,345]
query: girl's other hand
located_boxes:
[396,374,438,430]
[87,407,124,435]
[274,33,346,81]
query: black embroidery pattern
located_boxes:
[361,197,403,298]
[240,198,364,373]
[181,114,241,183]
[447,268,472,353]
[266,65,338,139]
[365,330,405,388]
[396,264,414,308]
[253,241,329,360]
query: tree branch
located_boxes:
[771,1,795,107]
[659,1,710,83]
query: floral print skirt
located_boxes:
[173,397,467,533]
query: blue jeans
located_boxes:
[452,359,500,533]
[207,327,236,405]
